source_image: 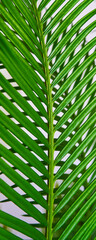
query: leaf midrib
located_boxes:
[32,2,54,239]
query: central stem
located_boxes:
[32,2,54,239]
[47,95,54,240]
[45,60,54,240]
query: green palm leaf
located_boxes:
[0,0,95,240]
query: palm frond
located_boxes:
[0,0,95,239]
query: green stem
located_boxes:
[32,2,54,239]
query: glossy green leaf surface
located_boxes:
[0,0,95,239]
